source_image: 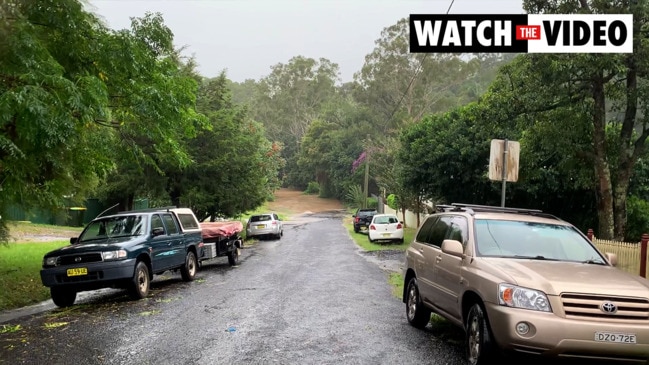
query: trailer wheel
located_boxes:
[228,247,240,266]
[180,251,197,281]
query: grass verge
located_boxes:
[343,217,414,252]
[0,241,69,311]
[388,272,404,300]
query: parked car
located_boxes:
[40,207,203,307]
[368,214,404,243]
[246,213,283,239]
[351,208,377,233]
[403,203,649,365]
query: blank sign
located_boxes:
[489,139,520,182]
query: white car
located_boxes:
[246,213,283,239]
[368,214,404,243]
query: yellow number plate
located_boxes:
[67,268,88,277]
[256,225,264,229]
[382,233,391,237]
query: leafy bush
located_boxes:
[625,195,649,241]
[345,185,366,207]
[367,197,378,209]
[305,181,320,195]
[386,194,399,210]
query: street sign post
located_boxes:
[489,139,520,207]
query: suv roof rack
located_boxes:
[436,203,561,220]
[117,206,177,214]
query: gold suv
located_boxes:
[403,203,649,365]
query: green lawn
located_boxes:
[0,241,69,311]
[343,220,415,252]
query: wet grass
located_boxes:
[0,241,69,311]
[388,272,403,300]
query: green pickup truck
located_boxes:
[40,207,202,307]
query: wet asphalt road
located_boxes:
[0,212,622,365]
[0,212,467,365]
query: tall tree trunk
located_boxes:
[614,56,639,240]
[592,75,615,239]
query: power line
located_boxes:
[384,0,456,125]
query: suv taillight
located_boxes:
[355,217,360,223]
[272,221,277,225]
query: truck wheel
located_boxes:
[128,261,150,300]
[405,277,431,329]
[50,287,76,307]
[466,303,497,365]
[180,251,197,282]
[228,247,240,266]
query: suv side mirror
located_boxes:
[605,252,618,267]
[151,227,165,237]
[70,237,78,244]
[441,239,464,257]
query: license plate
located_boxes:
[382,233,390,237]
[67,267,88,277]
[594,332,636,344]
[256,225,264,229]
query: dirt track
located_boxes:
[266,188,344,216]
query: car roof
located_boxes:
[373,214,397,218]
[433,203,569,225]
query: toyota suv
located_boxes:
[403,203,649,365]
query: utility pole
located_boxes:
[363,134,370,208]
[501,139,508,207]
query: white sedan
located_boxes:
[368,214,404,243]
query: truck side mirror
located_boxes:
[70,237,78,244]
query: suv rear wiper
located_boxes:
[513,255,560,261]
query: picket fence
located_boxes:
[588,230,649,278]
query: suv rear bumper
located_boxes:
[40,259,136,290]
[485,302,649,361]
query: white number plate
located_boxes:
[594,332,636,344]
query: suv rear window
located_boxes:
[251,215,272,222]
[358,210,376,217]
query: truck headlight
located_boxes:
[498,284,551,312]
[102,250,127,261]
[44,257,58,267]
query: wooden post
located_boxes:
[587,228,593,241]
[640,233,648,279]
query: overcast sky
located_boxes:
[87,0,525,83]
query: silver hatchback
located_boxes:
[246,213,283,239]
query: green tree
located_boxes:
[171,74,284,221]
[253,56,340,188]
[0,0,115,241]
[482,0,649,239]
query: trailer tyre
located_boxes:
[181,251,197,281]
[228,247,240,266]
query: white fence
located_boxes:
[381,203,427,229]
